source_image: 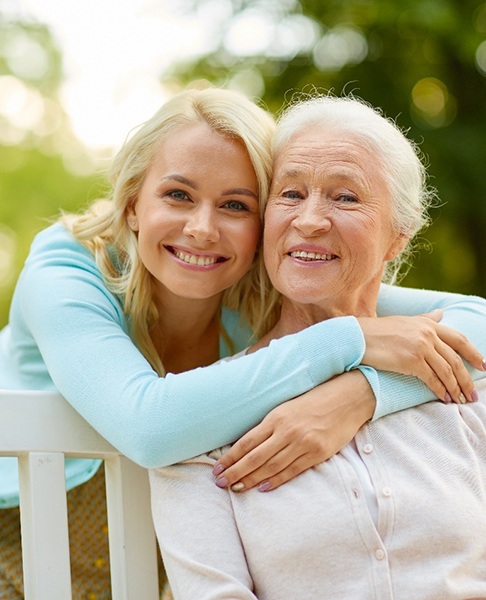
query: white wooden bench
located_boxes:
[0,389,160,599]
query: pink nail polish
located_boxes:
[215,477,228,488]
[471,389,479,403]
[443,392,452,404]
[258,481,271,493]
[212,464,225,476]
[482,359,486,371]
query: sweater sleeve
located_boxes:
[11,226,367,468]
[368,284,486,420]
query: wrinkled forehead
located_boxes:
[272,126,386,186]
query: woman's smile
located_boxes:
[165,245,229,269]
[287,244,338,265]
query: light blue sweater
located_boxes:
[1,223,486,506]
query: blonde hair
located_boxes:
[61,87,275,374]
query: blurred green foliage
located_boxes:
[1,0,485,329]
[0,16,102,327]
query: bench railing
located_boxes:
[0,390,159,599]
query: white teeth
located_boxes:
[290,250,334,261]
[174,249,218,266]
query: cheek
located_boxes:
[263,206,287,248]
[235,219,262,262]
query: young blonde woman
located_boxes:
[0,87,484,598]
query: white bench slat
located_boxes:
[0,390,159,599]
[105,457,160,599]
[18,452,72,600]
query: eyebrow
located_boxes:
[162,174,198,189]
[222,188,258,200]
[162,175,257,200]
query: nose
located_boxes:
[292,193,332,236]
[183,203,220,244]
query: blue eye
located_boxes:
[282,190,303,200]
[337,193,358,203]
[223,200,249,211]
[167,190,189,201]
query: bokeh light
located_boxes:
[411,77,457,128]
[313,25,368,72]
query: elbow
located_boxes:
[113,432,175,469]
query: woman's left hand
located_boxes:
[213,370,374,493]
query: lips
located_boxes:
[166,245,228,266]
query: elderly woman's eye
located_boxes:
[282,190,303,200]
[337,193,358,203]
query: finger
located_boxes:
[215,435,289,489]
[229,443,302,492]
[430,339,476,402]
[245,454,318,493]
[421,309,443,323]
[212,424,273,476]
[435,324,486,372]
[412,357,448,402]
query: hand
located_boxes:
[358,309,485,403]
[213,371,374,493]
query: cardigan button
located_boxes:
[375,549,385,560]
[362,443,373,454]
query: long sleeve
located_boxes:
[3,225,367,467]
[150,454,257,600]
[370,283,486,419]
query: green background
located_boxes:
[1,0,485,329]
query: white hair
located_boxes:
[273,94,436,283]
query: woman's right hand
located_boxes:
[358,309,486,403]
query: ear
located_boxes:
[384,233,408,262]
[126,204,139,232]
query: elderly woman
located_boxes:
[150,95,486,599]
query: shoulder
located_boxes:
[21,223,108,287]
[25,223,92,267]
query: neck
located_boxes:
[251,294,378,353]
[153,292,223,373]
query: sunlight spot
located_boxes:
[224,9,274,56]
[475,40,486,76]
[313,25,367,72]
[4,29,50,81]
[411,77,456,128]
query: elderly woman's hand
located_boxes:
[213,370,375,493]
[358,309,485,404]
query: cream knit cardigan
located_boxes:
[150,377,486,600]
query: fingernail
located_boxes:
[258,481,271,493]
[215,477,228,488]
[231,482,245,492]
[444,392,452,404]
[482,359,486,371]
[212,464,225,476]
[471,389,479,403]
[459,393,466,404]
